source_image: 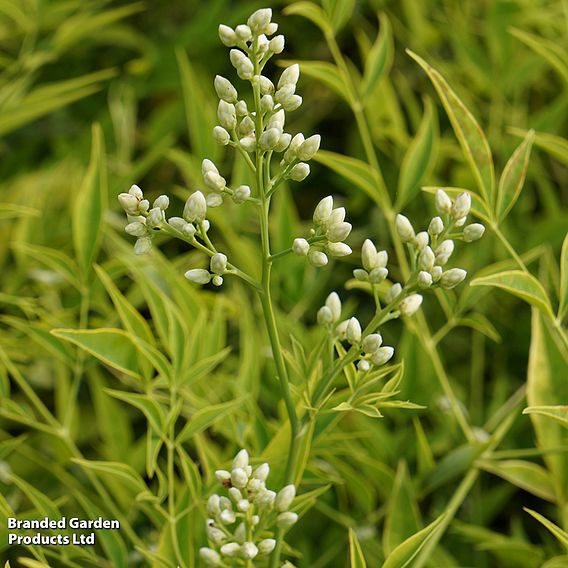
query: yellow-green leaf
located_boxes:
[524,508,568,549]
[383,512,448,568]
[321,0,356,32]
[560,232,568,320]
[284,2,333,37]
[397,98,438,209]
[72,123,107,276]
[361,13,393,100]
[497,130,534,221]
[471,270,553,319]
[509,128,568,166]
[407,50,494,204]
[105,389,166,435]
[349,528,367,568]
[71,458,147,494]
[523,406,568,429]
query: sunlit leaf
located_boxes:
[361,13,393,100]
[348,527,367,567]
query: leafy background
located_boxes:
[0,0,567,566]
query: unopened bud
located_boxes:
[213,126,230,145]
[292,238,310,256]
[440,268,467,289]
[185,268,211,285]
[313,196,333,226]
[200,547,222,566]
[289,162,310,181]
[452,192,471,219]
[385,283,402,303]
[308,250,328,267]
[214,75,238,103]
[371,346,394,366]
[396,214,415,242]
[418,271,433,288]
[325,292,342,321]
[218,25,237,46]
[210,253,228,274]
[362,333,382,353]
[269,35,285,53]
[428,216,444,236]
[435,189,452,214]
[346,317,362,345]
[134,237,152,255]
[297,135,321,161]
[326,221,352,243]
[276,512,298,529]
[184,191,207,222]
[399,294,423,316]
[326,242,352,257]
[278,64,300,89]
[463,223,485,242]
[233,185,251,203]
[275,485,296,511]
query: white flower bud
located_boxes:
[138,199,149,213]
[260,94,274,113]
[217,100,237,130]
[203,170,225,190]
[220,542,240,557]
[329,207,346,224]
[276,512,298,529]
[146,207,163,228]
[275,85,295,104]
[282,94,302,111]
[207,494,221,515]
[317,306,333,325]
[252,463,269,481]
[464,223,485,242]
[346,317,362,345]
[210,253,228,274]
[362,334,382,353]
[418,271,433,288]
[278,64,300,89]
[322,292,340,323]
[237,499,250,512]
[213,126,230,145]
[256,489,276,509]
[274,132,292,153]
[289,162,310,181]
[219,496,231,510]
[134,236,152,255]
[308,250,328,267]
[431,266,443,282]
[118,192,139,214]
[297,134,321,161]
[239,135,256,152]
[371,346,394,366]
[399,294,423,316]
[440,268,467,289]
[200,547,222,566]
[234,24,252,41]
[385,283,402,303]
[185,268,211,285]
[435,189,452,214]
[284,132,304,162]
[218,25,237,46]
[228,487,242,502]
[220,508,236,524]
[238,116,255,137]
[258,539,276,555]
[369,267,388,284]
[128,184,143,199]
[233,449,249,469]
[259,76,275,95]
[247,8,272,33]
[153,195,169,210]
[229,49,254,80]
[276,485,296,511]
[207,526,226,546]
[292,238,310,256]
[435,239,454,265]
[313,196,333,226]
[207,193,223,207]
[455,216,467,227]
[184,191,207,222]
[336,319,349,340]
[212,275,223,286]
[396,214,415,242]
[259,127,281,150]
[358,359,371,372]
[125,222,147,237]
[326,242,352,257]
[415,231,429,250]
[326,221,352,242]
[168,217,187,232]
[428,216,444,236]
[353,269,369,282]
[268,109,286,130]
[361,239,378,271]
[269,35,285,53]
[419,246,435,271]
[452,192,471,219]
[241,542,259,560]
[233,185,251,203]
[214,75,238,103]
[235,100,248,115]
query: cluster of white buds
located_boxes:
[201,159,252,207]
[293,196,352,267]
[118,185,171,255]
[353,239,388,284]
[317,292,395,373]
[200,449,298,566]
[185,252,228,287]
[213,8,320,186]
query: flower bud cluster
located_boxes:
[185,252,228,287]
[200,449,298,566]
[293,196,352,267]
[200,159,252,207]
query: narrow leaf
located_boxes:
[105,389,166,435]
[524,508,568,549]
[349,528,367,568]
[407,50,494,204]
[361,13,393,100]
[559,232,568,319]
[523,406,568,429]
[283,2,333,37]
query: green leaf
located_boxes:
[509,28,568,84]
[382,512,448,568]
[321,0,356,32]
[524,508,568,549]
[176,398,245,444]
[542,556,568,568]
[284,2,333,37]
[280,59,353,105]
[509,128,568,166]
[176,48,218,161]
[0,203,39,220]
[471,270,554,319]
[397,97,438,209]
[496,130,534,221]
[559,232,568,320]
[407,50,494,204]
[72,123,107,276]
[349,527,367,568]
[178,347,231,386]
[314,150,382,204]
[361,13,393,100]
[523,406,568,428]
[527,310,568,502]
[71,459,147,494]
[476,459,556,502]
[105,389,166,435]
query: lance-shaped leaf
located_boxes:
[284,2,334,37]
[496,130,534,221]
[72,123,107,276]
[471,270,554,320]
[524,508,568,549]
[349,528,367,567]
[407,50,494,205]
[523,406,568,429]
[509,128,568,166]
[560,232,568,320]
[361,13,393,100]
